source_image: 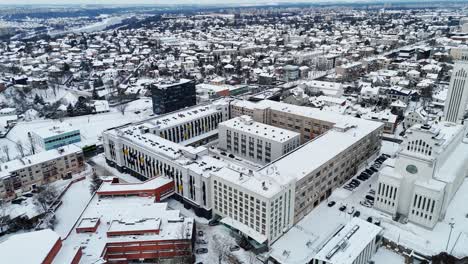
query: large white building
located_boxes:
[375,122,468,228]
[218,115,300,164]
[269,205,382,264]
[444,61,468,123]
[103,99,383,248]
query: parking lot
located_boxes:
[326,153,390,226]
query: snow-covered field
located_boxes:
[53,177,93,238]
[0,108,151,161]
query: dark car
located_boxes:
[339,205,347,212]
[228,154,235,158]
[230,245,240,252]
[196,248,208,254]
[196,239,208,244]
[328,201,336,207]
[220,152,227,156]
[365,195,375,201]
[353,211,361,217]
[367,217,373,223]
[208,219,220,226]
[370,166,378,172]
[357,175,368,181]
[11,198,25,204]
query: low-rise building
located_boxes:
[0,229,82,264]
[30,124,81,151]
[56,195,195,264]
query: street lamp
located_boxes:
[445,218,455,252]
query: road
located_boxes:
[87,159,114,177]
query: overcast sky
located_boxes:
[0,0,352,5]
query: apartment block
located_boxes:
[218,115,300,164]
[0,145,85,200]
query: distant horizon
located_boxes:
[0,0,466,6]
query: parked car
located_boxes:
[198,230,204,237]
[370,166,378,172]
[353,211,361,217]
[208,219,220,226]
[328,201,336,207]
[347,206,355,214]
[365,195,375,201]
[357,175,368,181]
[367,217,373,223]
[196,248,208,254]
[360,201,372,208]
[339,205,347,212]
[196,239,207,244]
[229,245,240,252]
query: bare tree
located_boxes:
[15,140,25,158]
[212,234,231,264]
[2,145,10,161]
[26,133,36,155]
[0,199,11,234]
[116,103,128,115]
[34,184,58,213]
[89,171,103,194]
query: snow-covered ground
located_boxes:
[371,247,405,264]
[329,165,468,259]
[90,153,142,183]
[165,196,261,264]
[53,177,93,238]
[380,140,400,157]
[0,108,151,161]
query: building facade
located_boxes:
[218,115,300,164]
[0,145,85,200]
[103,99,383,248]
[375,122,468,228]
[30,125,81,151]
[102,102,229,218]
[150,79,196,115]
[444,62,468,123]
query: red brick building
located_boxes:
[96,176,174,201]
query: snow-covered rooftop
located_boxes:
[0,229,60,264]
[32,123,79,138]
[0,144,82,179]
[57,196,194,264]
[220,115,300,143]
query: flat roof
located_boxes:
[220,115,300,143]
[0,144,82,179]
[147,103,224,130]
[97,176,173,193]
[260,123,381,182]
[0,229,60,264]
[57,196,194,264]
[32,123,80,138]
[314,218,382,264]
